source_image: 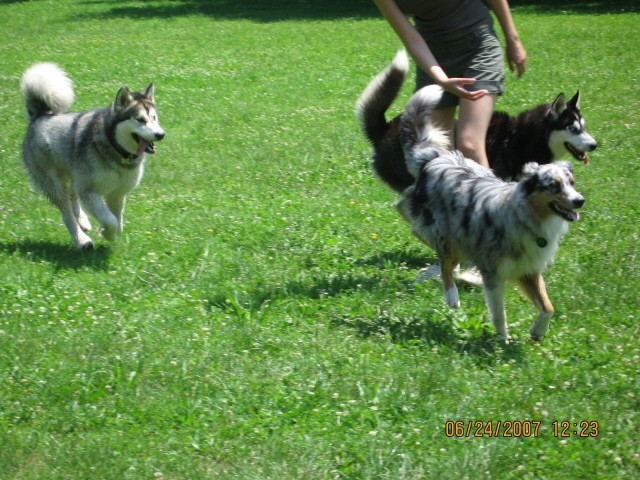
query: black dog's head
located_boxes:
[547,91,597,164]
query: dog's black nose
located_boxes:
[155,132,165,140]
[573,197,585,208]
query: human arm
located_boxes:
[372,0,488,100]
[487,0,527,77]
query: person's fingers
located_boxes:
[457,87,488,101]
[440,78,488,100]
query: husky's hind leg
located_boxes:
[34,171,94,250]
[70,191,92,232]
[518,273,554,341]
[61,199,94,250]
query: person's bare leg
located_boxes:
[456,94,497,168]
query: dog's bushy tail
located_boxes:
[21,62,74,119]
[356,50,409,146]
[400,85,450,177]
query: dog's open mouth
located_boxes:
[550,201,580,222]
[564,142,589,164]
[133,134,155,156]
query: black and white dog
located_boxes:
[356,50,597,190]
[395,86,584,342]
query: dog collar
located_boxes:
[112,142,143,169]
[110,140,141,165]
[106,124,142,168]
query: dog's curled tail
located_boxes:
[400,85,450,177]
[21,62,74,119]
[356,50,409,146]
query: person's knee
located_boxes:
[457,135,488,167]
[457,135,484,159]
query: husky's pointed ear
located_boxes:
[568,90,580,110]
[550,92,567,118]
[143,83,155,101]
[114,86,133,112]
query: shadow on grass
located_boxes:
[356,249,435,271]
[336,310,524,362]
[76,0,377,22]
[0,240,111,271]
[510,0,639,13]
[73,0,638,22]
[206,248,523,362]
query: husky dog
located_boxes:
[356,50,597,190]
[21,62,165,250]
[395,86,584,341]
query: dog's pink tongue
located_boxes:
[136,139,150,157]
[583,153,589,165]
[573,211,580,221]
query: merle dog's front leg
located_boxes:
[519,273,554,341]
[484,278,511,342]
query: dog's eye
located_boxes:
[568,126,579,133]
[136,117,146,123]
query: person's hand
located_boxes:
[506,39,527,77]
[440,77,488,101]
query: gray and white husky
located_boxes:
[396,86,584,342]
[20,62,165,250]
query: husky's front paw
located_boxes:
[77,211,92,232]
[100,223,119,241]
[445,287,460,308]
[74,232,94,251]
[81,240,94,251]
[498,332,513,344]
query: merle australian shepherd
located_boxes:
[395,85,585,342]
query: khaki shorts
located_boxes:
[415,24,505,109]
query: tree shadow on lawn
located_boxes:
[0,240,111,272]
[77,0,378,22]
[74,0,638,22]
[511,0,639,14]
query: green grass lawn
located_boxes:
[1,0,639,478]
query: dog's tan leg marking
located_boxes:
[519,274,554,341]
[484,284,511,342]
[441,255,460,308]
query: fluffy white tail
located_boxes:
[400,85,451,176]
[355,50,409,145]
[21,62,74,118]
